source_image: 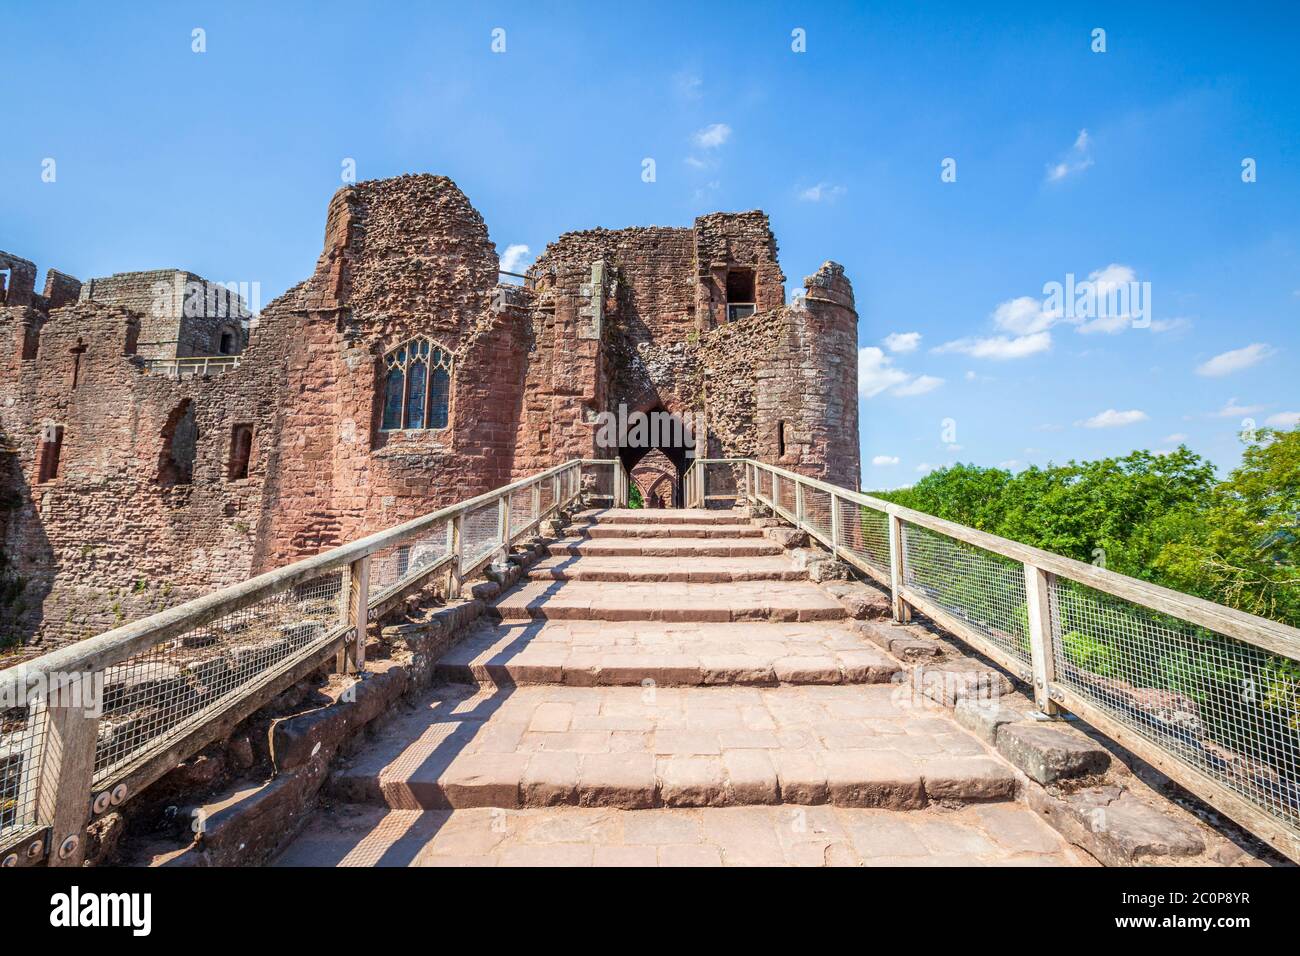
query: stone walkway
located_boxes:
[277,508,1086,866]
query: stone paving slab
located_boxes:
[549,537,783,558]
[433,619,900,687]
[574,509,747,526]
[328,684,1017,811]
[527,555,805,583]
[275,803,1089,867]
[489,580,847,623]
[572,523,765,539]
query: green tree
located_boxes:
[1154,428,1300,624]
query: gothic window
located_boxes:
[380,338,452,432]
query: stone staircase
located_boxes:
[276,508,1087,866]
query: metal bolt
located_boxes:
[93,791,112,815]
[58,834,79,859]
[111,783,128,805]
[2,853,16,867]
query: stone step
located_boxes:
[432,619,900,687]
[568,523,765,540]
[328,684,1018,812]
[487,580,846,623]
[274,802,1086,867]
[527,555,804,583]
[574,509,747,526]
[549,538,783,558]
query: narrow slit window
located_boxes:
[228,424,253,480]
[38,424,64,483]
[777,420,786,457]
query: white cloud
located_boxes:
[1196,343,1274,377]
[893,374,944,397]
[998,459,1022,470]
[1162,433,1188,444]
[674,70,702,100]
[1076,314,1131,335]
[858,347,909,398]
[1265,411,1300,429]
[858,347,944,399]
[993,296,1056,336]
[693,123,731,149]
[1150,317,1191,334]
[883,331,921,353]
[1078,408,1149,429]
[684,155,708,169]
[1046,128,1095,182]
[499,243,531,274]
[872,455,900,466]
[798,182,845,202]
[1213,398,1267,418]
[915,463,935,474]
[934,332,1052,360]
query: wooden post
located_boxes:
[1024,563,1061,716]
[830,491,842,554]
[38,674,100,867]
[771,474,779,515]
[336,555,370,674]
[889,513,911,623]
[795,480,805,527]
[498,494,511,551]
[447,512,465,599]
[531,480,541,527]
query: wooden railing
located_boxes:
[689,457,1300,862]
[0,459,616,867]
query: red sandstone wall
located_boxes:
[0,175,860,649]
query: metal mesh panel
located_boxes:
[581,462,613,500]
[903,522,1031,664]
[93,570,346,783]
[756,468,772,503]
[1051,580,1300,830]
[0,697,46,840]
[369,518,451,595]
[461,501,502,567]
[802,485,833,542]
[703,462,739,502]
[778,476,797,516]
[538,477,555,516]
[836,498,890,576]
[509,487,535,540]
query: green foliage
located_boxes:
[627,483,645,509]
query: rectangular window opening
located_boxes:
[38,425,64,483]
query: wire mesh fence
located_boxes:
[0,697,46,840]
[802,485,833,542]
[93,569,346,784]
[460,501,502,569]
[1050,579,1300,831]
[581,461,613,500]
[778,475,797,516]
[836,496,890,578]
[369,518,452,597]
[902,521,1032,665]
[509,486,536,540]
[756,467,772,503]
[701,461,740,504]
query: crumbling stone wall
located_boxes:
[0,174,859,649]
[80,270,249,359]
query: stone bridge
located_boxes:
[1,461,1287,869]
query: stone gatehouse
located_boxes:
[0,173,859,649]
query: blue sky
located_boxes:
[3,1,1297,489]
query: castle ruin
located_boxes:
[0,174,859,649]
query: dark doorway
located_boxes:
[616,404,694,508]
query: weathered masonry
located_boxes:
[0,174,859,649]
